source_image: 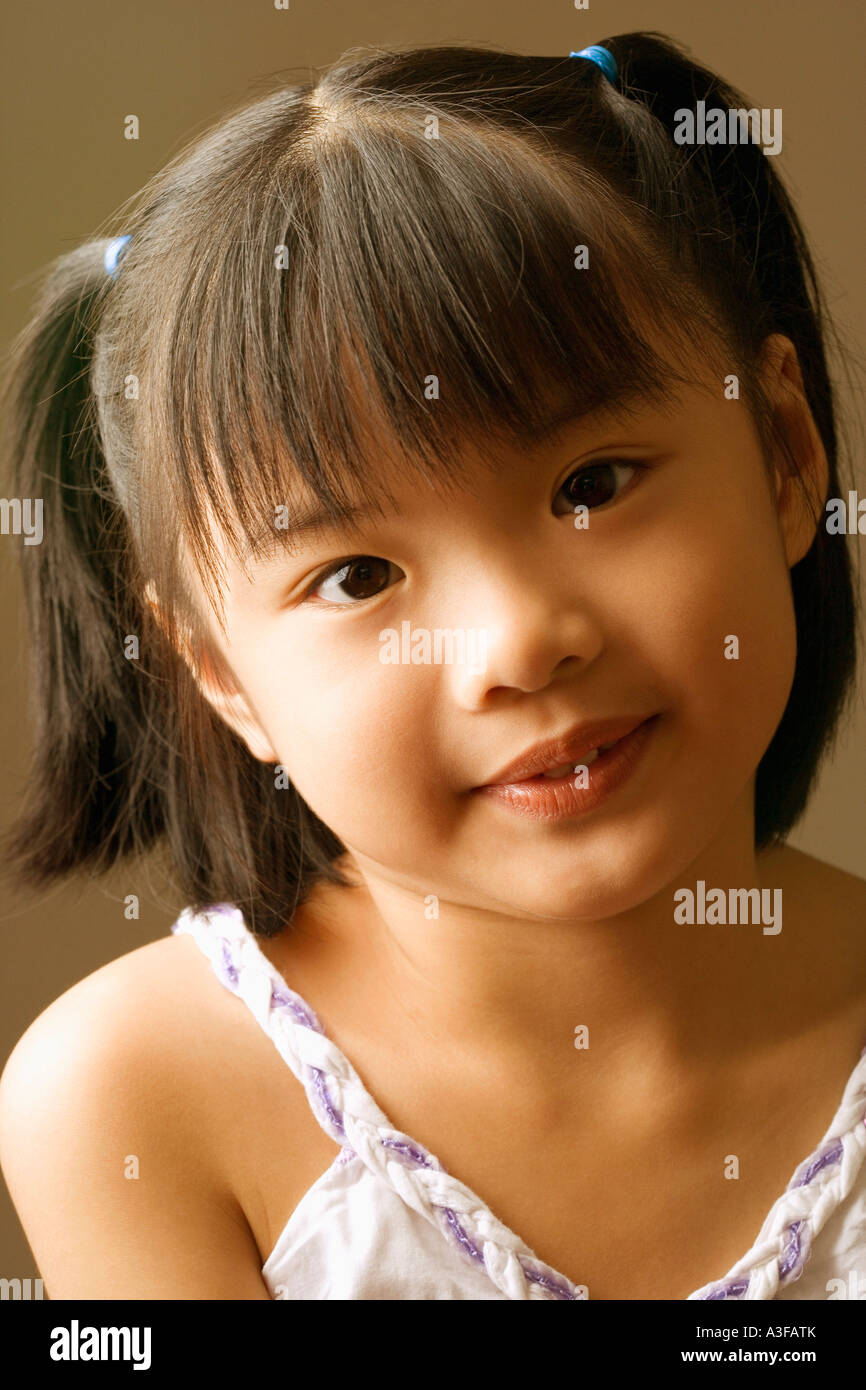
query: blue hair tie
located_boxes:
[104,234,132,278]
[569,45,618,86]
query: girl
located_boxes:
[1,31,865,1302]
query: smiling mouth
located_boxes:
[506,731,632,784]
[472,714,661,821]
[480,713,653,788]
[533,739,621,778]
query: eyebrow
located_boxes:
[526,381,676,443]
[239,498,387,565]
[240,383,675,564]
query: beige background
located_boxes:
[1,0,864,1283]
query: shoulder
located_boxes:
[760,844,866,1003]
[0,935,203,1199]
[0,926,305,1173]
[1,932,228,1120]
[0,931,275,1297]
[761,843,866,909]
[780,845,866,910]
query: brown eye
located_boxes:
[556,460,640,514]
[309,556,396,605]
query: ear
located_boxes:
[143,582,279,764]
[757,333,829,567]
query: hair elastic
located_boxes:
[104,234,132,278]
[569,45,618,86]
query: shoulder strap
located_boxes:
[171,903,587,1300]
[689,1044,866,1299]
[172,903,372,1147]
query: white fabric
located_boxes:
[263,1149,504,1300]
[173,904,866,1301]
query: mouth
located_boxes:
[473,714,661,820]
[534,740,620,777]
[478,713,654,788]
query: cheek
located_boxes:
[254,649,431,825]
[633,483,797,769]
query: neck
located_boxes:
[277,805,857,1108]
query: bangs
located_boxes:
[9,36,852,929]
[102,64,729,627]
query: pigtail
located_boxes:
[1,239,349,933]
[596,31,859,844]
[600,32,835,428]
[0,241,162,881]
[2,36,856,928]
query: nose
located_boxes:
[448,568,605,710]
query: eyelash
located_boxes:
[302,458,645,608]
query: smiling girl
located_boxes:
[1,32,865,1301]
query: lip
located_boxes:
[478,713,653,786]
[473,714,660,821]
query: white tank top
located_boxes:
[172,903,866,1301]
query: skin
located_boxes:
[175,330,857,1085]
[5,329,866,1302]
[147,327,866,1300]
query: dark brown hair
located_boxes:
[1,32,859,935]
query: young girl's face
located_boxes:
[190,331,825,922]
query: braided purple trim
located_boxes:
[183,904,866,1304]
[217,937,238,985]
[698,1129,864,1300]
[777,1220,809,1281]
[704,1279,751,1301]
[378,1139,584,1298]
[192,908,585,1301]
[381,1137,431,1165]
[794,1140,843,1187]
[174,913,347,1141]
[435,1202,584,1299]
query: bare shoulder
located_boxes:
[760,844,866,1012]
[1,931,240,1123]
[0,932,285,1298]
[774,844,866,914]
